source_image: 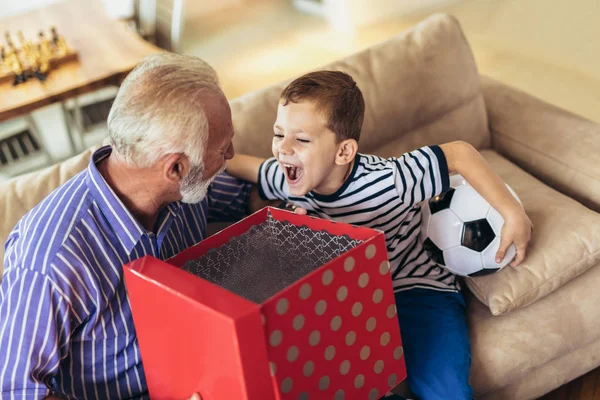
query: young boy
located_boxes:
[227,71,532,399]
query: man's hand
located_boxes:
[496,209,533,266]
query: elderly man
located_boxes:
[0,53,255,399]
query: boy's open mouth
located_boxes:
[281,163,303,185]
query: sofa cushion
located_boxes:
[230,13,491,160]
[0,146,98,271]
[468,261,600,396]
[466,150,600,316]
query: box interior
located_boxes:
[182,213,363,303]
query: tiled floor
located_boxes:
[1,0,599,180]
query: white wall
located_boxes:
[0,0,61,18]
[0,0,133,19]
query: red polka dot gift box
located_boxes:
[124,207,406,400]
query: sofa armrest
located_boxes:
[480,75,600,212]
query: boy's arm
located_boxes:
[439,141,533,266]
[227,154,291,213]
[226,154,265,183]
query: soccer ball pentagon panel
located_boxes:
[420,174,521,277]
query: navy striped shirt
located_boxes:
[258,145,459,293]
[0,146,251,399]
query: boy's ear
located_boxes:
[336,139,358,166]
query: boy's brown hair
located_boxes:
[280,70,365,142]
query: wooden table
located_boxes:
[0,0,161,151]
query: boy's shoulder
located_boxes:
[355,153,400,171]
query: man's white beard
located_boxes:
[179,163,224,204]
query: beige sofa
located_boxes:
[2,14,599,400]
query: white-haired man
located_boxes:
[0,53,253,399]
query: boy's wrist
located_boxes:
[501,206,527,222]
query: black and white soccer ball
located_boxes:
[420,174,521,277]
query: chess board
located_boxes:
[0,50,78,84]
[1,29,79,85]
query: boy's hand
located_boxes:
[280,202,308,215]
[496,210,533,267]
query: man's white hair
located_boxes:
[107,52,222,168]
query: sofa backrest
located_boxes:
[230,13,491,160]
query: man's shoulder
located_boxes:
[5,169,94,274]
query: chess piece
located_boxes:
[50,26,68,57]
[17,31,36,77]
[36,31,52,81]
[0,45,6,72]
[5,31,14,49]
[5,45,27,85]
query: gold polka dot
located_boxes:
[374,360,384,374]
[340,360,351,375]
[360,345,371,360]
[293,314,305,331]
[387,304,397,318]
[322,269,334,286]
[351,302,363,317]
[270,330,282,347]
[380,332,391,347]
[379,260,390,275]
[269,362,277,376]
[345,331,356,346]
[281,377,293,393]
[298,392,309,400]
[369,388,380,400]
[330,316,342,331]
[366,317,377,332]
[344,256,355,272]
[315,300,327,316]
[358,273,370,288]
[325,345,336,361]
[372,289,384,304]
[388,373,398,387]
[394,346,404,360]
[365,244,377,259]
[337,286,348,302]
[334,389,345,400]
[303,361,315,377]
[276,298,289,315]
[309,330,321,346]
[319,376,330,390]
[354,374,365,389]
[287,346,299,362]
[299,283,312,300]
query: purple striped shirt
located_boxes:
[0,146,251,399]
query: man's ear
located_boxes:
[335,139,358,166]
[162,153,190,183]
